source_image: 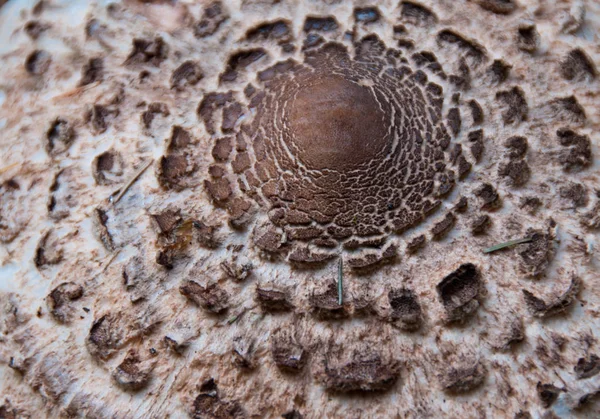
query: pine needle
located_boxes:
[483,236,533,254]
[227,308,248,325]
[338,258,343,305]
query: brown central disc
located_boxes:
[288,75,389,171]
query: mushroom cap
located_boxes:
[0,0,599,418]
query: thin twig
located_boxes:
[52,81,100,100]
[483,236,533,254]
[0,162,19,176]
[112,159,153,205]
[85,249,121,288]
[338,257,343,305]
[99,249,121,275]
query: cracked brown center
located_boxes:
[288,75,388,171]
[203,40,466,266]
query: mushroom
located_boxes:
[0,0,598,418]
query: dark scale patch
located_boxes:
[449,59,471,91]
[458,153,471,179]
[474,183,501,210]
[253,223,285,253]
[437,263,482,324]
[47,169,73,220]
[518,228,554,277]
[468,100,484,125]
[255,286,293,312]
[547,95,586,124]
[231,335,256,370]
[270,329,306,372]
[288,246,336,264]
[487,59,511,83]
[180,280,229,313]
[476,0,517,14]
[141,102,169,129]
[171,60,203,90]
[496,86,528,124]
[47,282,83,323]
[397,39,415,50]
[575,354,600,379]
[192,220,220,249]
[125,37,167,66]
[560,48,597,81]
[401,1,437,26]
[220,49,267,83]
[516,24,539,53]
[45,118,75,155]
[211,137,232,161]
[152,208,181,233]
[85,104,118,134]
[504,136,528,159]
[437,30,487,65]
[468,129,485,162]
[406,234,426,254]
[537,382,563,408]
[79,57,103,86]
[431,213,456,240]
[469,140,484,163]
[24,20,49,39]
[304,16,338,32]
[581,202,600,230]
[454,196,469,213]
[447,107,461,136]
[0,401,17,419]
[25,49,51,75]
[441,361,487,393]
[303,33,324,50]
[309,282,348,319]
[194,1,228,38]
[220,257,253,282]
[523,275,581,317]
[387,288,422,330]
[86,314,125,360]
[490,318,525,350]
[91,207,115,252]
[112,350,153,391]
[151,209,197,269]
[346,244,397,270]
[167,125,192,152]
[92,207,114,251]
[245,20,291,42]
[226,197,253,228]
[520,196,542,214]
[192,379,244,419]
[559,183,588,208]
[316,349,401,392]
[470,214,491,235]
[498,159,530,187]
[556,128,592,171]
[34,230,63,268]
[158,154,194,190]
[411,51,446,78]
[282,410,303,419]
[354,7,380,24]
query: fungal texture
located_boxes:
[1,0,600,418]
